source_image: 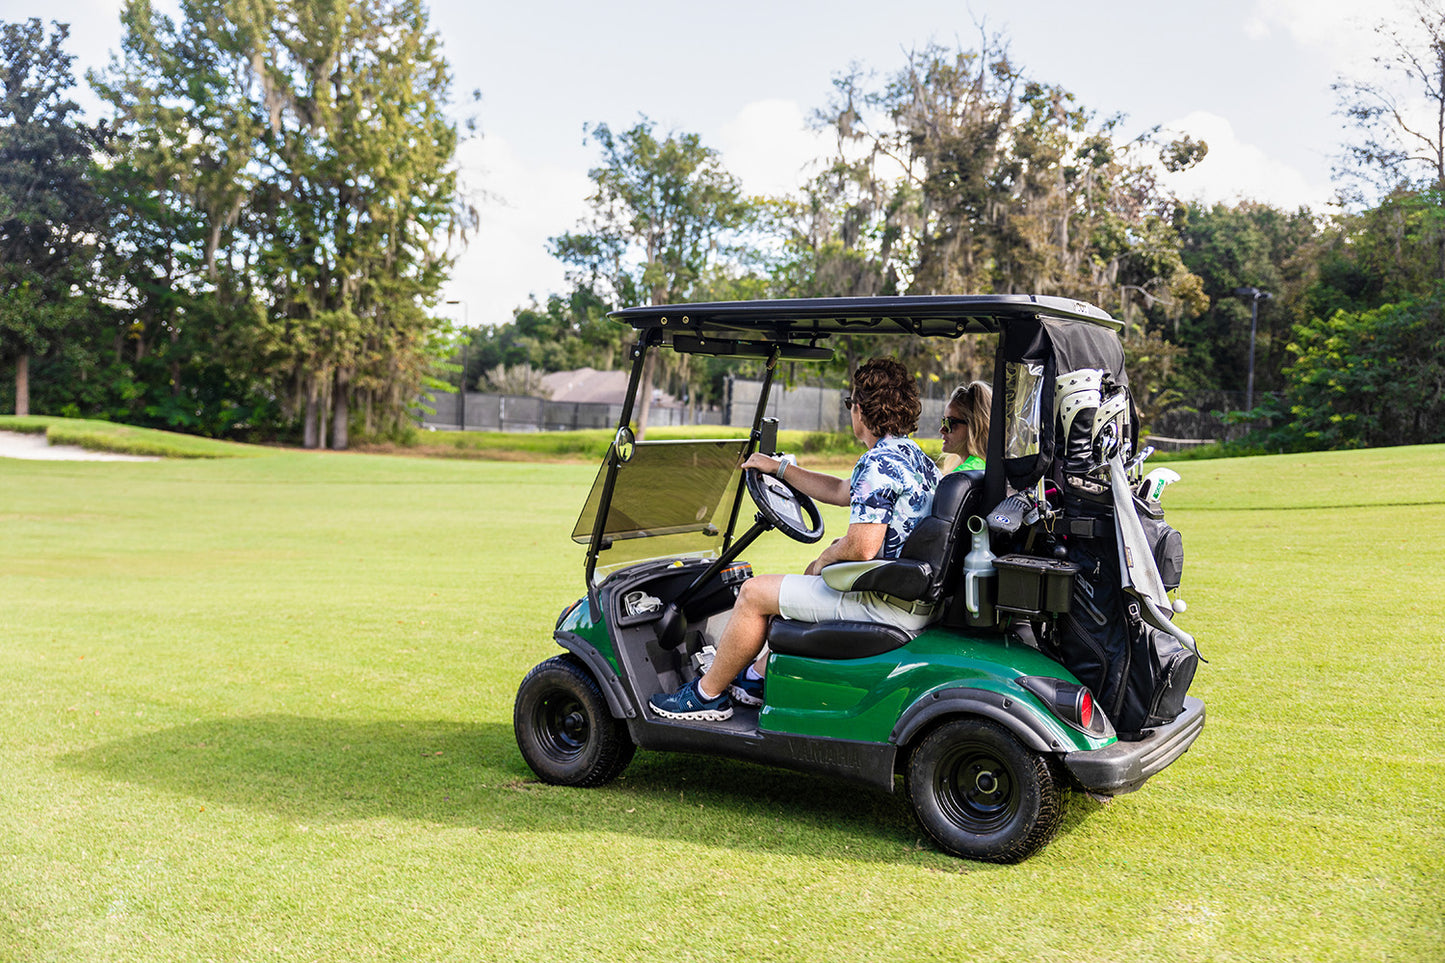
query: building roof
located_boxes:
[540,367,678,406]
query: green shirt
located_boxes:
[951,455,985,472]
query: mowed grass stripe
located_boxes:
[0,442,1441,961]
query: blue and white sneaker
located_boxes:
[726,671,764,707]
[649,678,733,721]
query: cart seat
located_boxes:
[765,469,984,660]
[767,618,911,659]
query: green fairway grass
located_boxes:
[1,439,1441,961]
[0,416,265,458]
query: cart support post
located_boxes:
[585,336,656,587]
[721,346,781,554]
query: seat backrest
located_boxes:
[897,468,984,603]
[840,468,984,604]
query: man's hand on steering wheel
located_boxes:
[741,452,783,475]
[743,464,824,544]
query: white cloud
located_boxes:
[1158,111,1337,211]
[1244,0,1402,78]
[443,134,593,327]
[717,99,832,198]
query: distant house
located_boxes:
[539,367,679,407]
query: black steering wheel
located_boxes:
[744,468,825,544]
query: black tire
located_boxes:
[514,655,635,787]
[905,718,1063,864]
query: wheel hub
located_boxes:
[536,695,590,758]
[934,747,1018,832]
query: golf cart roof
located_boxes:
[610,295,1120,356]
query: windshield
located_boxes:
[573,439,749,577]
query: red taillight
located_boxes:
[1079,689,1094,728]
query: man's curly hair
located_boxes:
[852,358,921,437]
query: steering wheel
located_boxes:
[744,468,825,544]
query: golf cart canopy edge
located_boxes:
[609,294,1122,346]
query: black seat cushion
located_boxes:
[767,617,912,660]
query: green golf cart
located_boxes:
[513,295,1204,863]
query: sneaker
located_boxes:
[649,678,733,721]
[726,671,764,707]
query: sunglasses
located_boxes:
[843,393,858,409]
[941,415,967,433]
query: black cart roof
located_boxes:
[610,295,1120,351]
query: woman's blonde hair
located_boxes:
[946,380,992,462]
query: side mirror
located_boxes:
[613,425,635,463]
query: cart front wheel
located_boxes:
[514,655,634,787]
[905,718,1063,863]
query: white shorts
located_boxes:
[776,574,936,633]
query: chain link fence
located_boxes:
[421,382,1262,447]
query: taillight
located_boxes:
[1015,676,1112,738]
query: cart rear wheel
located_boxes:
[514,655,634,787]
[905,718,1062,863]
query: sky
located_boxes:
[4,0,1410,327]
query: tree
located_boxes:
[785,38,1207,392]
[0,19,108,416]
[96,0,468,448]
[1335,0,1445,278]
[550,118,756,437]
[1175,201,1321,398]
[1283,282,1445,449]
[1336,0,1445,198]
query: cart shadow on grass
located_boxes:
[58,713,1108,865]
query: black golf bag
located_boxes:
[989,316,1199,737]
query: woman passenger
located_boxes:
[939,380,991,472]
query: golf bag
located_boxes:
[993,317,1198,736]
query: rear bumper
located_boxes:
[1063,696,1205,796]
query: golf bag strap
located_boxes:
[1062,516,1109,539]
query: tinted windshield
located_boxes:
[573,439,749,577]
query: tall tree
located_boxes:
[1335,0,1445,277]
[0,19,108,415]
[1335,0,1445,199]
[790,38,1208,390]
[96,0,468,448]
[550,118,755,437]
[1174,201,1320,399]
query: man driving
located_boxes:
[649,357,941,721]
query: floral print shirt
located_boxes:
[849,435,940,559]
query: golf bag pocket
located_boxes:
[1116,602,1199,735]
[1058,531,1129,716]
[1134,496,1184,591]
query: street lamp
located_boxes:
[447,299,468,430]
[1232,286,1272,412]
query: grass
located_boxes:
[0,416,263,458]
[0,436,1441,961]
[388,425,939,464]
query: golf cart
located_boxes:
[513,295,1204,863]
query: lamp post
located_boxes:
[1232,286,1272,412]
[447,299,468,430]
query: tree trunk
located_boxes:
[15,353,29,417]
[303,376,321,449]
[331,371,350,450]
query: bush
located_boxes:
[1279,284,1445,450]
